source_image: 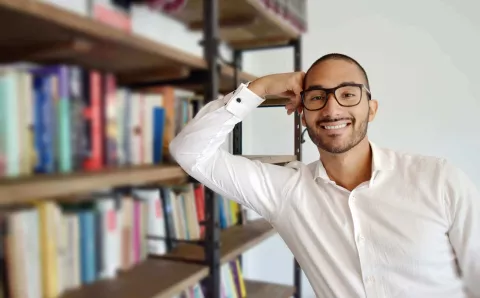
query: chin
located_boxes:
[319,143,352,154]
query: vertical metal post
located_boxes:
[159,187,173,252]
[232,48,243,225]
[232,49,244,268]
[203,1,221,297]
[292,37,303,298]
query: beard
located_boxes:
[306,111,369,154]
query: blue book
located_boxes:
[33,75,54,174]
[153,107,165,164]
[217,194,227,229]
[79,210,96,284]
[32,65,72,173]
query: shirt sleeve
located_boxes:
[169,83,297,221]
[443,161,480,296]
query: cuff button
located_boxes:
[236,98,242,103]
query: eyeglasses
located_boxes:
[301,83,371,111]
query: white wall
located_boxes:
[241,0,480,297]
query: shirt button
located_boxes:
[365,276,375,284]
[236,98,242,102]
[358,235,365,242]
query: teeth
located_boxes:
[323,123,347,130]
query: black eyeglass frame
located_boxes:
[300,83,372,111]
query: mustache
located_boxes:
[316,116,355,125]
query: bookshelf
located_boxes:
[161,219,275,264]
[0,0,306,297]
[244,279,297,298]
[61,259,209,298]
[168,0,302,49]
[0,155,294,205]
[0,0,255,93]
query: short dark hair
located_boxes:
[303,53,371,93]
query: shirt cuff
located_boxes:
[224,83,265,120]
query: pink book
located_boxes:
[133,200,141,263]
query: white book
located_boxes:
[129,93,142,165]
[96,197,118,279]
[26,209,42,298]
[133,189,166,255]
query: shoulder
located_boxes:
[380,146,447,176]
[379,145,477,194]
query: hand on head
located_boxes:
[248,71,305,115]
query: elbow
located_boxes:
[169,134,197,172]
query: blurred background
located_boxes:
[0,0,478,297]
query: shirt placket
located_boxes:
[348,183,377,298]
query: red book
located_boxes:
[194,184,205,237]
[83,71,103,170]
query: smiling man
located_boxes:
[169,53,480,298]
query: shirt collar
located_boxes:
[314,141,394,182]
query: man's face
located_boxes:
[302,59,378,154]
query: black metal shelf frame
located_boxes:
[201,1,304,297]
[228,16,304,298]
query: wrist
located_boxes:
[247,79,266,98]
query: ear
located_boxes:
[301,112,306,126]
[368,99,378,122]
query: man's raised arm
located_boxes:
[169,72,304,221]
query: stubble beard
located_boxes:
[306,112,369,154]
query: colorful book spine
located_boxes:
[32,74,54,174]
[153,107,165,164]
[79,210,96,284]
[82,71,103,171]
[0,70,20,177]
[103,74,118,166]
[69,66,87,171]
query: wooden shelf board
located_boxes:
[169,0,301,49]
[0,0,258,91]
[260,95,289,107]
[165,219,275,264]
[0,165,187,205]
[245,279,296,298]
[61,259,209,298]
[244,155,297,164]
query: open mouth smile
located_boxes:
[320,122,352,130]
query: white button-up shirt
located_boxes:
[169,83,480,298]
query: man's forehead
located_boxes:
[305,59,366,88]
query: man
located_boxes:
[169,53,479,298]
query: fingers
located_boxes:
[285,99,303,116]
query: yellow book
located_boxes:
[235,259,247,298]
[229,201,239,225]
[37,202,59,298]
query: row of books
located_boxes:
[177,258,248,298]
[0,182,242,297]
[0,63,197,178]
[179,258,249,298]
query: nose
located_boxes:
[321,92,343,116]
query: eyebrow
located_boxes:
[306,81,360,89]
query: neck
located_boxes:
[319,138,372,191]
